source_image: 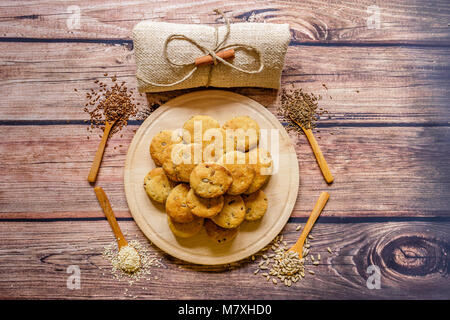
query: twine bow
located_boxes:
[138,9,264,87]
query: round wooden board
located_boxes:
[124,90,299,265]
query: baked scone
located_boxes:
[218,151,255,195]
[149,130,182,166]
[190,163,233,198]
[202,128,234,162]
[244,148,273,194]
[243,190,268,221]
[161,144,180,182]
[182,115,220,144]
[143,168,175,204]
[211,194,245,228]
[186,188,224,218]
[167,215,204,238]
[165,184,195,223]
[204,219,239,244]
[162,143,202,182]
[222,116,260,151]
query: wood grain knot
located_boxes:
[289,18,330,41]
[380,236,449,277]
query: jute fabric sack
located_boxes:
[132,14,290,93]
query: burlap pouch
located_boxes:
[132,13,290,93]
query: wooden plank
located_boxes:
[0,0,449,43]
[0,220,448,299]
[0,42,449,122]
[0,124,449,219]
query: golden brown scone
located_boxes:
[202,128,234,162]
[222,116,260,151]
[173,143,202,182]
[167,215,204,238]
[244,148,273,194]
[211,194,245,228]
[149,130,182,166]
[204,219,239,244]
[162,143,202,182]
[218,151,255,195]
[162,144,180,182]
[190,163,233,198]
[182,115,220,144]
[143,168,175,204]
[186,188,224,218]
[243,190,268,221]
[165,184,195,223]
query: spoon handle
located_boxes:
[290,192,329,258]
[87,121,114,183]
[94,187,128,249]
[302,127,334,184]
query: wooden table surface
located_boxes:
[1,0,449,300]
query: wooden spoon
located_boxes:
[94,186,128,249]
[290,116,334,184]
[87,120,116,183]
[289,191,330,258]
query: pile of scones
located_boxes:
[144,115,273,244]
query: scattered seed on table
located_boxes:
[327,247,332,253]
[254,269,260,275]
[317,253,321,260]
[272,279,277,284]
[308,270,315,275]
[308,235,314,239]
[296,225,302,231]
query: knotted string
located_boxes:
[138,9,264,87]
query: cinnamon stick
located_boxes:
[195,49,235,67]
